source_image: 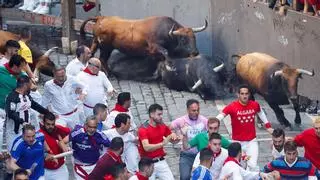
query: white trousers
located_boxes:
[56,110,81,129]
[74,163,96,180]
[45,164,69,180]
[235,138,259,171]
[0,109,5,152]
[122,143,140,173]
[149,159,174,180]
[83,105,94,119]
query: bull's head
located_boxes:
[272,67,314,100]
[33,47,59,81]
[168,20,208,57]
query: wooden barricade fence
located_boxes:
[0,4,95,53]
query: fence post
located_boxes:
[61,0,76,54]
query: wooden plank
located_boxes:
[0,8,95,35]
[0,8,62,27]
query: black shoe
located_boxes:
[3,3,15,8]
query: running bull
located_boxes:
[108,51,226,99]
[0,30,57,79]
[233,52,314,128]
[80,16,207,70]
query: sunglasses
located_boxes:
[88,62,100,68]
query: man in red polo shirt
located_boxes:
[39,112,70,180]
[138,104,180,180]
[294,117,320,169]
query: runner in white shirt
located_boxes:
[105,92,137,132]
[192,133,228,179]
[103,113,140,173]
[76,58,116,117]
[271,128,285,160]
[42,66,86,129]
[219,142,271,180]
[65,45,91,77]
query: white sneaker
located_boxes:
[18,0,29,10]
[26,0,39,11]
[37,6,49,14]
[32,4,43,13]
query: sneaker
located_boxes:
[281,124,293,131]
[37,6,49,14]
[32,4,43,13]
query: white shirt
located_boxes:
[193,148,228,179]
[104,109,137,131]
[66,58,86,77]
[219,160,259,180]
[128,175,139,180]
[271,145,285,160]
[103,128,136,149]
[76,70,114,107]
[42,76,85,115]
[0,57,9,65]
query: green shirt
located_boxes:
[188,132,231,151]
[0,66,24,109]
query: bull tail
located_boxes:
[80,16,100,44]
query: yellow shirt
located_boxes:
[18,40,33,64]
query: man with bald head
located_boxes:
[77,58,116,117]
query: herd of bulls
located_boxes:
[0,15,315,126]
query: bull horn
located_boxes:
[297,69,315,76]
[44,47,59,56]
[192,19,208,33]
[273,70,283,77]
[191,79,202,91]
[165,64,176,72]
[169,24,179,37]
[213,63,224,72]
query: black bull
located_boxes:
[108,51,227,99]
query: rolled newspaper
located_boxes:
[53,151,73,159]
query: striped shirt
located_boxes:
[191,165,212,180]
[264,156,320,179]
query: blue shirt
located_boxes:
[97,121,103,132]
[191,165,212,180]
[11,132,45,180]
[70,125,110,164]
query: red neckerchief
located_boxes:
[112,103,129,112]
[107,150,123,163]
[223,156,241,166]
[83,67,98,76]
[136,172,148,180]
[103,175,114,180]
[4,63,18,75]
[207,145,222,160]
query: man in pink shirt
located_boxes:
[170,99,208,180]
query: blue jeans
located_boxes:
[179,151,197,180]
